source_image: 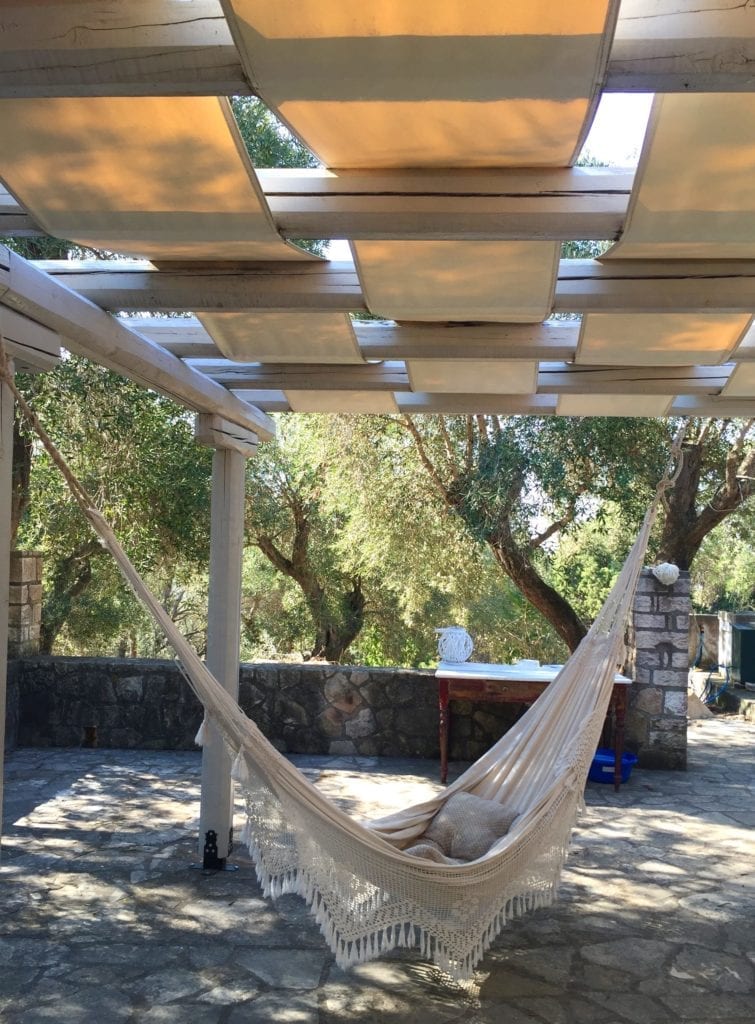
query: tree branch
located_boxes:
[400,415,453,507]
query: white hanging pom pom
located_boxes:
[652,562,680,586]
[194,717,207,747]
[435,626,474,663]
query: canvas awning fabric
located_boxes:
[224,1,617,168]
[0,1,753,417]
[606,94,755,260]
[199,312,363,364]
[0,96,312,261]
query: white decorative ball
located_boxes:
[652,562,680,586]
[435,626,474,663]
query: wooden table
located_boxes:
[436,661,632,790]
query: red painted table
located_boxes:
[435,661,632,790]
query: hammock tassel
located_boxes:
[230,750,250,784]
[194,717,207,747]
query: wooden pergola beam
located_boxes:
[133,316,581,362]
[258,168,631,241]
[607,2,755,94]
[0,168,633,242]
[0,1,249,98]
[0,2,753,97]
[194,360,732,396]
[35,258,755,315]
[0,246,274,439]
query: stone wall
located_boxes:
[11,657,521,761]
[8,551,43,658]
[4,659,19,753]
[627,568,690,770]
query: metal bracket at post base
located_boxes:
[192,828,239,872]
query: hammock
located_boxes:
[0,349,682,982]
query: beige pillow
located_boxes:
[424,792,519,862]
[404,838,463,864]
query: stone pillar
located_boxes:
[8,551,43,657]
[627,568,689,770]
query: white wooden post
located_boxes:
[194,415,257,868]
[0,359,14,856]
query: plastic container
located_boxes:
[588,748,638,784]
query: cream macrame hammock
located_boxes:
[2,352,682,982]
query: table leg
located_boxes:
[613,686,628,792]
[439,678,450,784]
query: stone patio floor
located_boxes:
[1,717,754,1023]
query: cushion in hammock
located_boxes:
[404,838,465,865]
[423,792,519,862]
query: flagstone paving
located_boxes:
[1,717,753,1023]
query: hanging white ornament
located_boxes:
[652,562,680,586]
[435,626,474,663]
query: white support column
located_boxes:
[195,415,256,868]
[0,358,14,856]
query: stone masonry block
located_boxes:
[631,687,663,715]
[8,583,28,604]
[664,690,688,716]
[7,603,34,627]
[344,708,376,739]
[652,670,686,687]
[9,552,42,584]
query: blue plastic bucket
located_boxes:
[588,748,638,784]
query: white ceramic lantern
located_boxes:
[435,626,474,663]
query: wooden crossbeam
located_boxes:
[225,391,755,416]
[191,360,731,396]
[0,246,274,439]
[0,169,632,242]
[36,259,755,315]
[0,2,753,97]
[131,316,580,361]
[257,168,631,241]
[0,1,249,98]
[607,2,755,93]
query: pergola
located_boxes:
[1,1,755,865]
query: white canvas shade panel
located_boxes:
[286,390,399,414]
[352,242,560,322]
[225,0,616,168]
[577,313,752,366]
[556,394,674,417]
[198,311,363,364]
[0,96,311,262]
[407,359,538,395]
[722,363,755,398]
[607,93,755,259]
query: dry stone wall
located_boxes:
[8,657,520,761]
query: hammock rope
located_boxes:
[0,342,685,981]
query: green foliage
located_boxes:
[435,416,669,547]
[561,240,611,259]
[548,505,631,621]
[15,355,212,652]
[265,415,569,667]
[231,97,319,169]
[689,514,755,612]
